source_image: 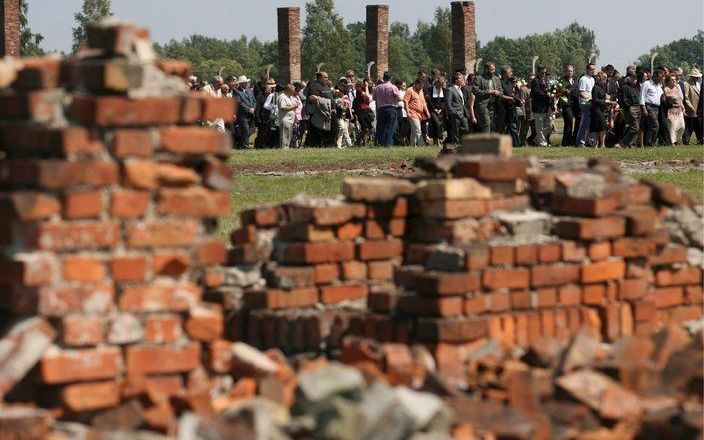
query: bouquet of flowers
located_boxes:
[548,78,571,106]
[514,77,528,89]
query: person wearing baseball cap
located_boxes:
[683,68,703,144]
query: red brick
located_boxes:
[558,284,582,306]
[279,223,335,242]
[368,260,394,280]
[588,241,612,261]
[0,89,64,122]
[509,290,532,310]
[4,282,115,317]
[0,253,57,286]
[514,244,538,265]
[230,225,258,245]
[64,191,102,219]
[61,315,104,346]
[0,125,94,157]
[314,264,340,284]
[541,310,556,337]
[397,295,464,317]
[341,261,367,281]
[552,193,620,217]
[157,187,231,217]
[61,380,121,412]
[126,343,201,375]
[538,242,562,263]
[416,272,480,295]
[229,243,271,264]
[581,260,626,283]
[0,192,61,221]
[153,251,190,276]
[63,255,105,281]
[655,268,702,287]
[280,241,355,264]
[487,195,531,212]
[186,304,224,342]
[465,294,488,314]
[289,203,366,226]
[144,315,183,343]
[649,246,688,266]
[414,318,487,343]
[612,237,656,258]
[632,300,657,323]
[127,220,200,248]
[120,281,201,313]
[337,222,364,240]
[619,206,658,236]
[453,158,529,181]
[414,199,488,219]
[665,305,702,324]
[0,160,119,189]
[71,94,183,126]
[650,287,684,309]
[561,241,586,263]
[203,157,233,191]
[466,246,490,270]
[40,346,122,384]
[156,127,232,156]
[200,95,237,121]
[598,304,620,341]
[685,286,703,304]
[111,129,154,158]
[357,239,403,261]
[536,288,558,308]
[482,268,530,290]
[490,244,514,265]
[110,189,149,218]
[583,284,606,305]
[243,288,319,309]
[617,279,648,301]
[110,256,147,282]
[195,238,227,265]
[320,284,369,304]
[145,374,184,398]
[488,291,510,312]
[20,221,120,251]
[531,264,580,287]
[554,217,625,240]
[240,206,282,227]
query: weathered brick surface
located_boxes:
[365,5,389,81]
[277,7,301,84]
[451,1,477,73]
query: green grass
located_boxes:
[219,173,350,234]
[229,145,704,173]
[630,170,704,203]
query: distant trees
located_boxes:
[72,0,113,53]
[20,0,44,56]
[300,0,356,81]
[635,30,704,73]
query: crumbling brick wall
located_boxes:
[0,20,235,431]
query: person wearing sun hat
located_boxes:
[234,75,256,149]
[683,68,703,144]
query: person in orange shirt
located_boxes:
[404,79,431,146]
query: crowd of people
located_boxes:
[187,61,704,149]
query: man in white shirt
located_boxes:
[278,84,299,149]
[640,70,664,147]
[575,63,596,146]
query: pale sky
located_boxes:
[28,0,703,72]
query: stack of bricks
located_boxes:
[212,135,702,376]
[221,186,414,355]
[0,19,235,430]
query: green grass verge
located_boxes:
[630,170,703,203]
[229,145,704,172]
[220,169,704,236]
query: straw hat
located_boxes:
[237,75,251,83]
[689,68,702,78]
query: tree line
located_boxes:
[19,0,704,83]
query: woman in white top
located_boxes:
[663,74,685,145]
[277,84,300,149]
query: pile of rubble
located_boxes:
[0,19,702,440]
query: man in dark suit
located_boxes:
[234,75,256,149]
[498,67,521,147]
[445,72,468,144]
[473,62,501,133]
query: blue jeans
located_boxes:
[376,106,398,147]
[575,103,591,146]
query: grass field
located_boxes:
[221,145,704,234]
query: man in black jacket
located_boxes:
[619,72,641,147]
[530,66,551,147]
[561,65,576,146]
[498,67,521,147]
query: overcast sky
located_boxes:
[28,0,702,72]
